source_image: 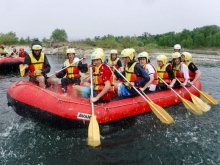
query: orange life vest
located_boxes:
[156,63,172,84]
[64,59,80,78]
[28,53,45,76]
[19,52,26,58]
[124,62,141,88]
[143,63,158,85]
[107,58,120,70]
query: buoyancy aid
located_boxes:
[64,59,80,78]
[143,63,158,85]
[107,58,120,69]
[28,53,45,76]
[124,62,141,88]
[11,52,18,56]
[93,64,114,100]
[172,62,185,82]
[19,52,26,58]
[156,63,172,84]
[185,61,196,81]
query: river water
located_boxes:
[0,56,220,165]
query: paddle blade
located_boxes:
[19,64,25,77]
[190,94,211,112]
[80,75,89,81]
[199,91,218,105]
[181,97,203,115]
[148,101,174,124]
[88,112,100,147]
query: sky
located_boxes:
[2,0,220,41]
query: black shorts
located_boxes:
[29,75,51,88]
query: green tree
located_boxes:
[50,28,68,42]
[0,32,18,45]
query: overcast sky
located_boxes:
[2,0,220,41]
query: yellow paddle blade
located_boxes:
[181,97,203,115]
[80,75,89,81]
[199,91,218,105]
[190,94,211,112]
[88,112,100,147]
[147,101,174,124]
[19,64,25,77]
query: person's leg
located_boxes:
[61,78,69,93]
[72,85,83,98]
[36,75,46,88]
[47,77,58,92]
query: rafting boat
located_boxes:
[7,80,202,127]
[0,57,24,73]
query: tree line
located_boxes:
[1,25,220,49]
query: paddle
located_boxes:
[48,58,83,77]
[158,77,203,115]
[112,66,174,124]
[87,67,101,147]
[191,84,218,105]
[19,64,26,77]
[80,72,90,81]
[175,78,210,112]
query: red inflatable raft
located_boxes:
[7,80,202,126]
[0,57,24,72]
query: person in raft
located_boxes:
[171,52,189,87]
[137,51,158,93]
[155,54,176,91]
[104,49,124,74]
[10,47,18,57]
[55,48,88,95]
[114,48,150,97]
[23,40,58,91]
[72,50,114,104]
[168,44,181,63]
[0,44,8,57]
[18,47,28,58]
[181,52,201,86]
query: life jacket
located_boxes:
[64,59,80,78]
[124,62,141,88]
[28,53,45,76]
[143,63,158,85]
[19,52,26,58]
[185,61,196,81]
[156,63,172,84]
[93,64,114,100]
[11,51,18,56]
[107,57,120,70]
[172,62,185,82]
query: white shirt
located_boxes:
[180,63,189,79]
[144,64,156,91]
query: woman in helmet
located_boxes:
[72,50,114,104]
[181,52,201,85]
[137,52,158,92]
[114,48,150,97]
[173,44,181,52]
[156,55,176,90]
[18,47,28,58]
[23,40,58,91]
[10,47,18,57]
[171,52,189,87]
[55,48,88,95]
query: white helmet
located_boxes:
[173,44,181,50]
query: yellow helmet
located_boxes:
[138,52,149,61]
[182,52,192,61]
[120,48,134,60]
[156,55,168,65]
[66,48,75,54]
[110,49,117,54]
[32,45,42,50]
[95,48,104,52]
[171,52,181,59]
[91,50,105,63]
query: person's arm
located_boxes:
[41,55,51,74]
[91,80,111,102]
[23,54,31,69]
[117,60,124,72]
[78,61,88,73]
[188,63,201,85]
[55,66,66,78]
[140,65,155,91]
[181,64,189,86]
[166,67,176,88]
[133,64,150,87]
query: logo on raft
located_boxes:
[77,113,91,120]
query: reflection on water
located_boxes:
[0,56,220,165]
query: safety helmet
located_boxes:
[182,52,192,61]
[31,39,42,50]
[19,47,24,51]
[173,44,181,50]
[171,52,181,59]
[156,55,168,65]
[120,48,135,60]
[137,52,149,61]
[91,50,105,63]
[95,48,104,52]
[110,49,117,54]
[66,48,75,54]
